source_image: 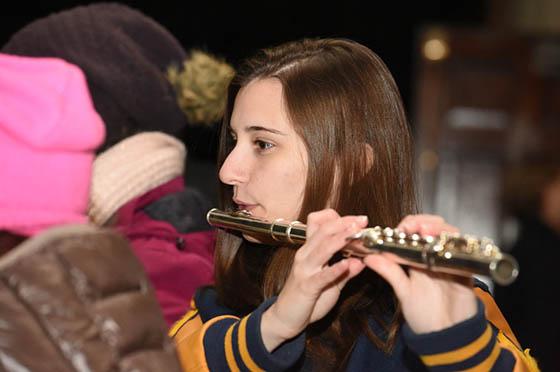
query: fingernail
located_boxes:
[357,215,368,224]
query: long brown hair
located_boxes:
[214,38,417,370]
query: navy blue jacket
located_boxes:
[171,281,538,371]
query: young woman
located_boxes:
[171,38,538,371]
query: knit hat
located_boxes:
[1,3,232,153]
[89,132,186,226]
[0,53,105,236]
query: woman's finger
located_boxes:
[302,215,368,266]
[335,257,366,289]
[397,214,443,231]
[397,214,458,236]
[305,209,340,237]
[306,258,352,293]
[363,254,410,299]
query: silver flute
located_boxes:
[207,208,519,285]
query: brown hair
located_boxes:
[214,38,417,370]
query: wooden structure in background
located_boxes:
[412,27,560,244]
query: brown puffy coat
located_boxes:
[0,224,182,371]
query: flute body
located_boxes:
[207,208,519,286]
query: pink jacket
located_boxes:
[116,176,215,326]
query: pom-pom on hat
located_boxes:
[0,53,105,236]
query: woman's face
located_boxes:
[219,78,308,222]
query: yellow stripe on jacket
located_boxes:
[238,315,265,372]
[474,287,540,372]
[173,313,239,372]
[421,325,493,366]
[416,287,540,371]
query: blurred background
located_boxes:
[2,0,559,368]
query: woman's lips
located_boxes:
[237,204,257,212]
[234,200,257,212]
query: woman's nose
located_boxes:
[219,145,249,185]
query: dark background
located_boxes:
[1,1,487,115]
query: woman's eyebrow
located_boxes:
[245,125,287,135]
[228,124,288,136]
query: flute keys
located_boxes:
[383,227,394,237]
[346,227,381,247]
[481,237,497,256]
[383,227,394,242]
[410,233,420,247]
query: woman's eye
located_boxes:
[255,140,274,151]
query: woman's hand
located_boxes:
[363,214,478,334]
[261,209,367,351]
